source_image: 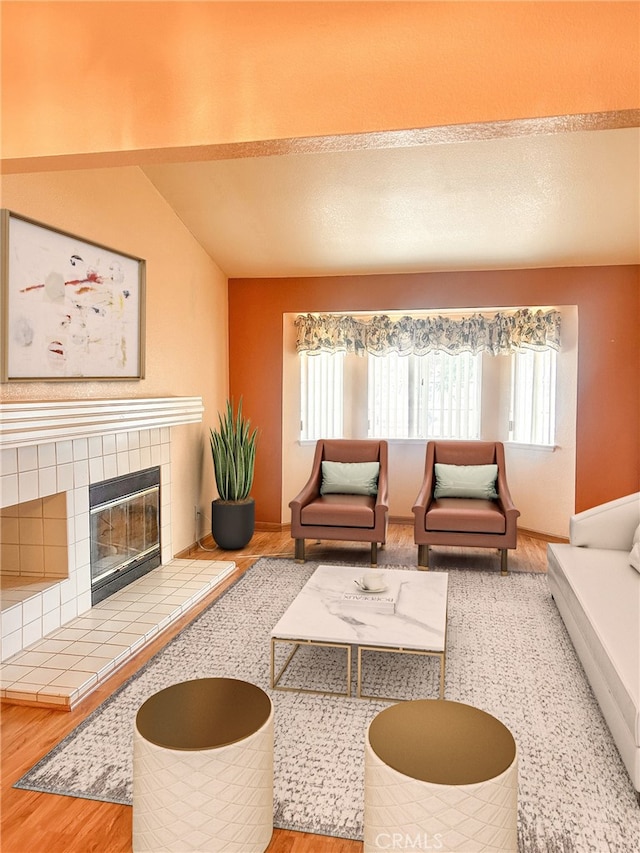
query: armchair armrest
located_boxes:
[289,479,321,512]
[374,462,389,527]
[412,472,434,517]
[412,444,435,518]
[289,444,323,511]
[496,468,519,522]
[570,493,640,551]
[375,458,389,507]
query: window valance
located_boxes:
[295,308,561,356]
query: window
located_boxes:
[297,314,560,445]
[509,348,557,446]
[368,351,482,440]
[300,351,344,440]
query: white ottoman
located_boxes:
[133,677,273,853]
[364,699,518,853]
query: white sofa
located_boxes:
[547,492,640,801]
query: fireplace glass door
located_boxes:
[89,466,161,603]
[90,486,159,586]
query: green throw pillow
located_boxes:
[434,463,499,500]
[320,461,380,496]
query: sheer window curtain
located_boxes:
[367,351,482,440]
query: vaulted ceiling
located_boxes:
[142,123,640,278]
[3,3,638,280]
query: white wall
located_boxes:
[281,308,577,539]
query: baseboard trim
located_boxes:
[519,526,568,544]
[175,521,568,559]
[255,521,285,533]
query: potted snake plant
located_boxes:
[209,398,258,549]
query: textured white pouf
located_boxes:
[364,699,518,853]
[133,678,273,853]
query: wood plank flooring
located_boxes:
[0,525,548,853]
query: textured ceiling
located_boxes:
[142,126,640,278]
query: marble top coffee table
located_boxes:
[270,564,448,700]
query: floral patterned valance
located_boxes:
[295,308,561,357]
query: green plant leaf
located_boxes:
[209,397,257,501]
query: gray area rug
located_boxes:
[15,558,640,851]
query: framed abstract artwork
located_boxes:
[1,210,146,381]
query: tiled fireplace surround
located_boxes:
[0,398,235,707]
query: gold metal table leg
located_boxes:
[357,645,446,702]
[270,636,353,697]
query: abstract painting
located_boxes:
[1,211,145,381]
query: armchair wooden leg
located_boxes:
[418,544,430,570]
[500,548,508,576]
[295,539,305,563]
[370,542,378,566]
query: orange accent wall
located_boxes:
[229,266,640,523]
[2,2,639,164]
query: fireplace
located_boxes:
[0,396,204,662]
[90,467,161,605]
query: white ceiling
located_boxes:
[142,126,640,278]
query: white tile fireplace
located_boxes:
[0,397,204,663]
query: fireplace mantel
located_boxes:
[0,397,204,450]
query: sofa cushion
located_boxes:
[320,461,379,496]
[434,463,499,500]
[300,494,376,528]
[548,543,639,748]
[425,498,506,533]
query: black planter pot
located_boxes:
[211,498,255,550]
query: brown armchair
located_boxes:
[289,439,389,565]
[412,440,520,575]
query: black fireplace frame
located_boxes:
[89,466,161,605]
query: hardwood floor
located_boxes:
[0,525,548,853]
